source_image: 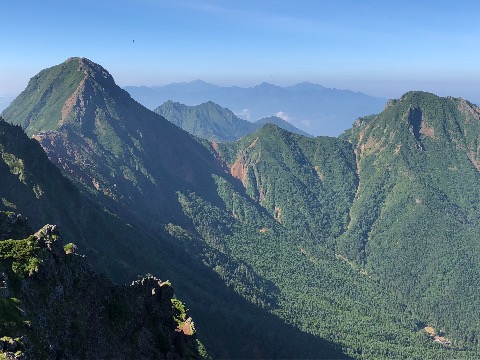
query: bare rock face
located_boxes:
[0,213,206,360]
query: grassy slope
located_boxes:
[2,59,84,135]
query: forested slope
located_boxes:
[3,58,480,358]
[338,92,480,346]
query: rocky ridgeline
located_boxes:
[0,213,205,359]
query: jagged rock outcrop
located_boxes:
[0,213,205,359]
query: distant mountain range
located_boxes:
[3,57,480,358]
[124,80,387,137]
[154,100,312,142]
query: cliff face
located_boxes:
[0,213,205,360]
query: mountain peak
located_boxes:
[287,82,327,91]
[63,56,104,72]
[253,82,278,89]
[190,79,209,85]
[203,100,224,109]
[173,79,218,92]
[2,57,122,134]
[348,90,480,163]
[3,58,223,220]
[254,116,313,137]
[69,57,114,83]
[399,90,437,102]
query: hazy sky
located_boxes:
[1,0,479,103]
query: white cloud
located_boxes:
[236,108,251,120]
[275,111,290,122]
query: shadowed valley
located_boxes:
[2,58,480,358]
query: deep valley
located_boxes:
[1,57,480,359]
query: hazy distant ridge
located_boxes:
[124,80,387,136]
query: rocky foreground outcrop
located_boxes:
[0,212,206,359]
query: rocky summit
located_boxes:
[0,212,205,360]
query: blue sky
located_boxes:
[1,0,479,103]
